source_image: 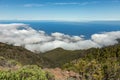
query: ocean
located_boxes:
[0,20,120,39]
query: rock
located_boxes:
[44,68,80,80]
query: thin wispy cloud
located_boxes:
[52,2,98,6]
[82,1,99,5]
[23,1,99,7]
[24,4,45,7]
[52,2,82,5]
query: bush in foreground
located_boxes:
[0,65,54,80]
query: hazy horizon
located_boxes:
[0,0,120,21]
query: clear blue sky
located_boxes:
[0,0,120,21]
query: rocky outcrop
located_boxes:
[44,68,80,80]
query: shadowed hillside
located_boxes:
[0,42,44,66]
[42,48,86,67]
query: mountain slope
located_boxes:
[0,42,120,79]
[42,44,120,67]
[0,42,44,66]
[42,48,86,67]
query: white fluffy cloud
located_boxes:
[0,23,119,53]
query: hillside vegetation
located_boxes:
[0,42,55,80]
[0,42,45,66]
[0,42,120,80]
[43,44,120,79]
[42,48,86,67]
[62,44,120,80]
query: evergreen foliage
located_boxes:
[62,44,120,80]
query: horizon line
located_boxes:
[0,19,120,22]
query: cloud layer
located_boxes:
[0,23,120,53]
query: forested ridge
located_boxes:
[0,42,120,80]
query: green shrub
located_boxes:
[0,65,54,80]
[63,59,103,80]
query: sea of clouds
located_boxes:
[0,23,120,53]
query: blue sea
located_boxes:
[0,20,120,39]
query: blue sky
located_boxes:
[0,0,120,21]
